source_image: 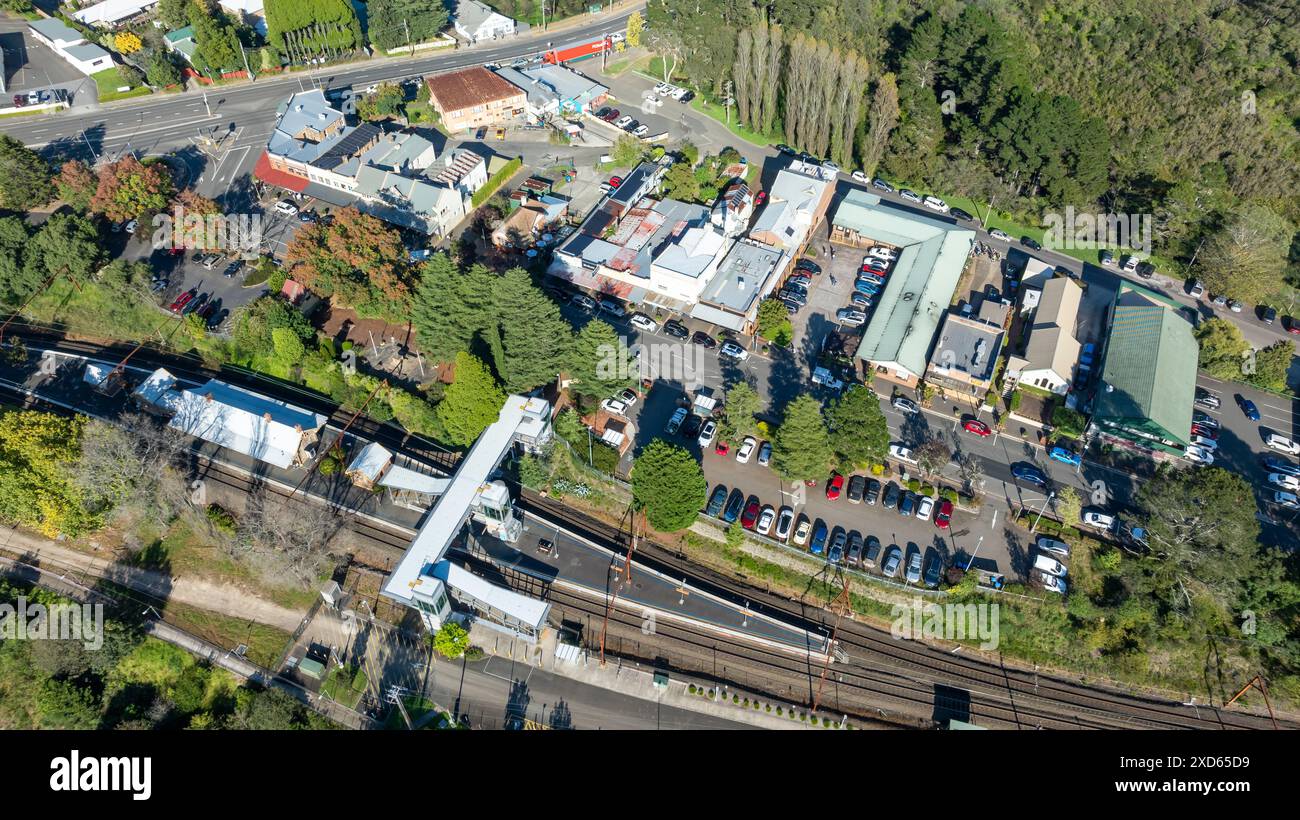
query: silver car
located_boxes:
[774,506,795,541]
[1035,536,1071,559]
[905,550,922,584]
[881,546,902,578]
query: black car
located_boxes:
[1262,306,1277,324]
[1011,462,1049,487]
[864,535,882,568]
[950,208,974,221]
[776,144,796,155]
[794,259,821,275]
[923,553,943,588]
[679,90,695,103]
[1135,261,1156,278]
[690,330,717,349]
[623,118,640,132]
[594,106,612,119]
[846,474,865,503]
[222,261,242,278]
[865,478,881,505]
[682,414,702,439]
[705,485,728,517]
[721,489,744,524]
[663,319,689,339]
[778,289,807,306]
[882,481,901,508]
[1021,236,1043,250]
[899,491,916,517]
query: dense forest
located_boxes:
[648,0,1300,290]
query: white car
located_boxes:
[792,517,811,547]
[614,115,634,128]
[697,419,717,448]
[1184,444,1215,465]
[866,247,897,261]
[670,86,688,100]
[775,506,795,540]
[1188,435,1218,451]
[1039,572,1067,594]
[851,170,867,183]
[755,505,776,536]
[654,82,673,95]
[719,341,748,361]
[735,435,757,464]
[1036,536,1071,559]
[1274,491,1300,510]
[988,228,1010,241]
[889,444,916,463]
[1081,509,1116,531]
[821,160,839,174]
[915,496,934,521]
[836,308,867,326]
[922,195,950,213]
[633,124,649,137]
[1033,553,1068,578]
[629,313,658,332]
[274,200,298,216]
[601,398,629,417]
[1265,434,1300,455]
[757,441,771,466]
[1268,473,1300,492]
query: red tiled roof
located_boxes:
[254,151,308,193]
[425,66,524,114]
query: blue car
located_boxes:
[705,485,728,517]
[1237,395,1260,421]
[809,523,828,556]
[721,490,744,524]
[1011,462,1048,487]
[854,280,881,296]
[851,292,873,308]
[1262,456,1300,478]
[1048,446,1081,467]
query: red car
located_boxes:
[609,176,623,188]
[825,472,844,500]
[169,290,195,313]
[858,267,886,280]
[755,190,766,205]
[963,419,992,437]
[741,498,761,529]
[1285,316,1300,335]
[1190,424,1218,440]
[715,439,730,456]
[935,499,954,529]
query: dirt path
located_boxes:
[0,526,305,631]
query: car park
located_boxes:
[1036,536,1071,558]
[1048,445,1081,466]
[775,506,795,540]
[630,313,658,331]
[736,436,757,464]
[934,499,953,529]
[756,505,776,536]
[809,522,828,555]
[719,341,748,360]
[904,550,923,584]
[705,485,727,517]
[847,474,865,503]
[915,496,934,521]
[881,546,902,578]
[963,418,991,437]
[741,497,761,529]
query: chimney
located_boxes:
[204,392,214,402]
[264,412,273,422]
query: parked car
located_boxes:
[809,522,828,555]
[905,551,923,584]
[1266,433,1300,455]
[824,472,844,500]
[851,170,868,183]
[794,259,821,275]
[950,208,974,221]
[836,308,867,326]
[735,436,757,464]
[740,496,761,529]
[663,319,689,339]
[864,535,882,568]
[915,496,934,521]
[1261,306,1277,324]
[889,444,916,464]
[792,515,812,546]
[757,441,772,467]
[722,490,744,524]
[697,419,718,448]
[1082,508,1117,531]
[629,313,658,332]
[1194,389,1220,410]
[934,499,953,529]
[871,178,895,193]
[601,108,621,122]
[714,439,730,456]
[828,528,846,563]
[1034,554,1068,578]
[689,330,717,349]
[922,195,949,213]
[899,189,922,203]
[923,554,943,588]
[1184,445,1215,465]
[222,261,242,279]
[665,407,687,435]
[571,293,598,312]
[719,341,748,360]
[963,418,992,437]
[882,481,901,509]
[1011,462,1048,486]
[1267,473,1300,492]
[274,200,298,216]
[1040,573,1067,594]
[1192,411,1220,429]
[988,228,1010,241]
[614,115,633,128]
[1236,394,1260,421]
[1036,536,1071,559]
[705,485,728,517]
[881,546,902,578]
[1021,236,1043,250]
[1262,455,1300,478]
[891,396,919,414]
[1048,445,1081,466]
[1273,491,1300,510]
[775,506,795,541]
[600,397,629,417]
[633,124,649,137]
[756,505,776,536]
[846,474,865,504]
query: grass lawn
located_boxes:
[27,279,182,342]
[382,695,456,729]
[160,601,292,669]
[0,107,46,119]
[92,67,152,103]
[321,664,368,709]
[689,96,780,148]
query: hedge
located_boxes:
[472,156,523,208]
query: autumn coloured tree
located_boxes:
[54,160,96,212]
[113,31,143,53]
[89,156,175,222]
[284,206,412,318]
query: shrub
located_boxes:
[205,504,236,534]
[1009,390,1023,412]
[941,488,959,503]
[688,684,697,694]
[906,478,921,492]
[920,483,935,496]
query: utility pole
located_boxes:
[405,19,413,57]
[240,46,254,82]
[1225,675,1278,729]
[812,578,852,714]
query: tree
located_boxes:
[114,31,143,54]
[660,161,701,201]
[487,268,572,392]
[1246,341,1293,393]
[611,134,645,168]
[722,381,761,442]
[859,73,899,178]
[271,326,305,368]
[146,52,183,88]
[626,10,644,48]
[437,352,505,447]
[567,319,635,397]
[23,212,104,289]
[1054,486,1082,528]
[771,395,834,481]
[1196,203,1293,304]
[265,0,364,64]
[632,439,706,532]
[189,0,244,75]
[430,622,470,659]
[158,0,190,29]
[1193,318,1250,380]
[0,410,96,537]
[285,206,411,318]
[410,253,492,362]
[54,160,96,212]
[0,215,31,306]
[0,134,52,212]
[90,155,175,222]
[825,385,889,469]
[914,438,951,480]
[367,0,449,52]
[357,83,405,120]
[755,298,792,345]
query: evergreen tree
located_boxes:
[567,319,635,397]
[825,385,889,470]
[771,395,833,481]
[488,268,572,393]
[437,352,505,447]
[632,439,706,533]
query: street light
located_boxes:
[1031,491,1055,533]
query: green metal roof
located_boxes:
[1093,285,1197,447]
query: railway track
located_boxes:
[7,330,1292,729]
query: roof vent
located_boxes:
[295,104,304,112]
[736,276,745,290]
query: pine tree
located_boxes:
[825,385,889,470]
[437,352,505,447]
[771,395,833,482]
[632,440,706,533]
[488,268,572,393]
